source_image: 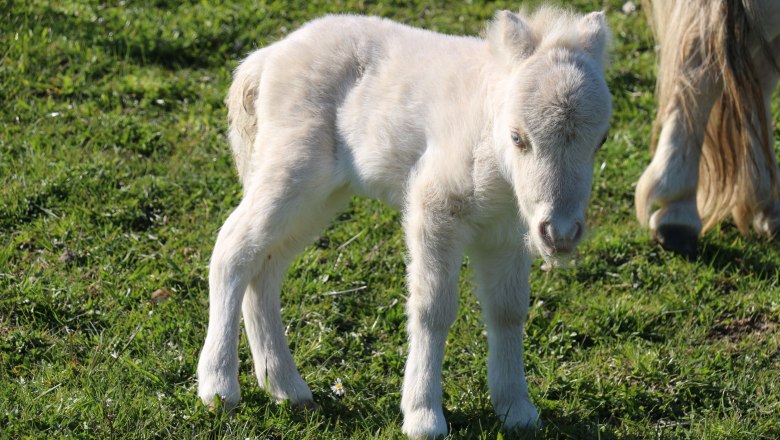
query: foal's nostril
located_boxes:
[540,220,583,252]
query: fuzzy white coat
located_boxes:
[197,8,611,438]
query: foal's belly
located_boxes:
[336,87,428,208]
[336,128,427,208]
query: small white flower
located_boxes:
[330,378,345,397]
[622,1,637,15]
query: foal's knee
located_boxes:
[406,292,458,334]
[405,256,460,331]
[484,306,526,331]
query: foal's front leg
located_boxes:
[400,186,464,439]
[470,245,538,429]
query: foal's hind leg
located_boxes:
[197,151,346,409]
[241,189,350,407]
[742,37,780,239]
[197,195,279,409]
[635,70,721,258]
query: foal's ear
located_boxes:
[488,10,536,64]
[578,11,609,65]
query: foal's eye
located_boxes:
[511,130,527,151]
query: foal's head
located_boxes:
[488,7,612,263]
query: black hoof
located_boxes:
[654,224,698,260]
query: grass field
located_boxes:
[3,0,780,438]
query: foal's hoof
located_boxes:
[293,399,321,411]
[654,224,698,259]
[498,396,541,430]
[204,392,238,413]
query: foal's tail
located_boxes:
[226,50,267,185]
[643,0,778,233]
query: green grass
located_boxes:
[2,0,780,438]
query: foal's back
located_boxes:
[252,15,482,122]
[237,15,488,205]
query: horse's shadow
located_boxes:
[695,231,780,281]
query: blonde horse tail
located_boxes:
[226,50,267,185]
[699,0,778,233]
[644,0,778,234]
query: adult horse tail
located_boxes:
[639,0,778,233]
[705,0,779,233]
[226,49,267,186]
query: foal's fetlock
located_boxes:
[401,407,448,440]
[197,339,241,409]
[258,370,315,407]
[197,370,240,410]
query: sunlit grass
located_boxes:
[2,1,780,438]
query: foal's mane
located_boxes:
[488,5,610,66]
[523,6,591,49]
[643,0,779,233]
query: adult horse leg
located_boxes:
[469,243,538,429]
[197,134,346,409]
[400,174,465,438]
[745,37,780,238]
[635,72,721,259]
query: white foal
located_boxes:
[197,7,611,438]
[636,0,780,257]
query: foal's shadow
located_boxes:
[246,393,643,439]
[239,376,648,438]
[444,408,645,440]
